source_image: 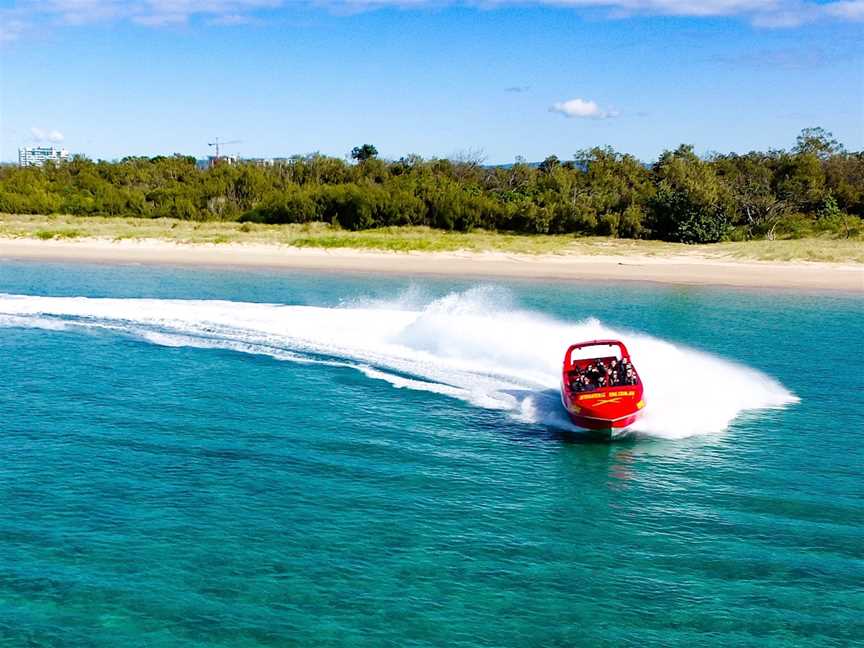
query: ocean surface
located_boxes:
[0,260,861,647]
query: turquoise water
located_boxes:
[0,261,862,647]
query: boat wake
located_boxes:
[0,287,797,439]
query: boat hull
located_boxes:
[560,382,645,434]
[567,410,640,431]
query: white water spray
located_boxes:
[0,288,797,438]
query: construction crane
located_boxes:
[207,137,241,162]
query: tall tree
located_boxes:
[794,127,844,160]
[648,145,732,243]
[351,144,379,163]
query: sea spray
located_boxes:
[0,289,797,438]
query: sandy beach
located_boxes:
[1,237,861,292]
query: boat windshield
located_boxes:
[569,347,623,363]
[565,340,629,366]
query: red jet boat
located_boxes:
[560,339,645,436]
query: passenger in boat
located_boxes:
[569,367,588,392]
[569,372,590,392]
[609,359,621,385]
[594,360,606,384]
[620,363,630,385]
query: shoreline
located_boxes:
[1,237,862,292]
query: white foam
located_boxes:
[0,289,797,438]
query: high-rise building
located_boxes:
[18,146,70,167]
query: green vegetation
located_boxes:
[3,214,862,263]
[34,228,85,240]
[1,127,861,245]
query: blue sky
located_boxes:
[1,1,862,163]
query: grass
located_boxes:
[34,228,86,240]
[1,213,862,263]
[710,238,864,264]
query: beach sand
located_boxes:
[1,238,861,292]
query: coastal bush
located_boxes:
[618,205,645,238]
[2,128,861,243]
[649,188,731,243]
[243,187,322,224]
[647,145,733,243]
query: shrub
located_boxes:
[648,188,730,243]
[618,205,644,238]
[243,188,322,224]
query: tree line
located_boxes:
[1,127,860,243]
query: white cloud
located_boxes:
[344,0,774,16]
[0,15,28,42]
[824,0,864,20]
[1,0,282,38]
[206,13,264,25]
[0,0,861,42]
[320,0,864,25]
[30,127,65,143]
[550,98,618,119]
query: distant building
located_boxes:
[18,146,70,167]
[204,154,240,169]
[243,158,296,167]
[195,155,293,170]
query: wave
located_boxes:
[0,287,797,439]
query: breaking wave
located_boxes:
[0,288,797,439]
